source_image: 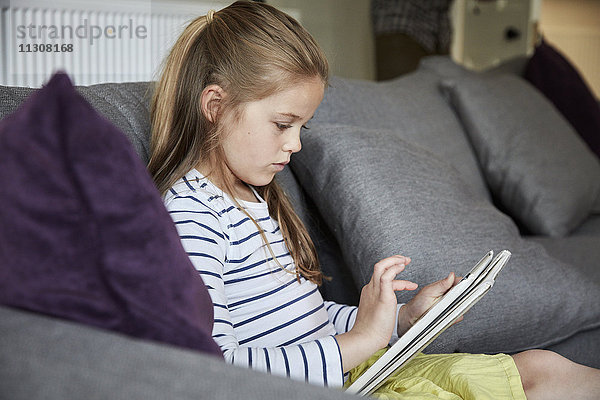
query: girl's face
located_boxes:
[220,76,324,197]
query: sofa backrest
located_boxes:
[419,55,529,79]
[0,81,153,163]
[0,306,353,400]
[0,56,524,305]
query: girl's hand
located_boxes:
[336,255,418,372]
[396,272,462,337]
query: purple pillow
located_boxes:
[525,38,600,158]
[0,72,222,357]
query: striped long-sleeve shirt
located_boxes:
[164,169,401,388]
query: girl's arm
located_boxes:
[323,302,358,335]
[166,194,345,387]
[323,301,404,344]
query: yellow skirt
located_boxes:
[344,349,526,400]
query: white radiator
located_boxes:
[0,1,223,87]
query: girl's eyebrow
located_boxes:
[275,112,315,122]
[275,112,301,120]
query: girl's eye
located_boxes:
[275,123,292,130]
[274,122,310,131]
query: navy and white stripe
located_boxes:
[164,169,359,388]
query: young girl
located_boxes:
[149,2,600,399]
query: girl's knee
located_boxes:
[512,350,563,391]
[513,350,600,400]
[514,349,562,365]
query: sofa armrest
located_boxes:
[0,307,353,400]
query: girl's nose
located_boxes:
[284,131,302,153]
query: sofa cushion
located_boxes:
[528,236,600,284]
[524,39,600,159]
[0,81,152,163]
[572,215,600,237]
[0,72,221,356]
[290,122,600,355]
[440,74,600,237]
[312,71,490,201]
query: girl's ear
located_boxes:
[200,84,226,123]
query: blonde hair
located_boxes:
[149,0,329,285]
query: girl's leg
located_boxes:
[512,349,600,400]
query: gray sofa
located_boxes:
[1,56,599,399]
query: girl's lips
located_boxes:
[272,162,288,171]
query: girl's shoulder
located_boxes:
[163,169,231,219]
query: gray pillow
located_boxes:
[276,167,360,305]
[440,74,600,237]
[312,72,490,201]
[419,55,529,79]
[290,123,600,355]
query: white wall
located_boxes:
[166,0,376,81]
[269,0,375,81]
[155,0,377,80]
[539,0,600,97]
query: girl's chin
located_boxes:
[243,174,276,188]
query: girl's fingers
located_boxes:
[450,315,464,328]
[380,264,418,302]
[375,262,404,297]
[372,256,399,290]
[422,272,455,297]
[377,255,410,268]
[372,255,410,285]
[453,275,463,286]
[392,280,418,292]
[379,263,406,287]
